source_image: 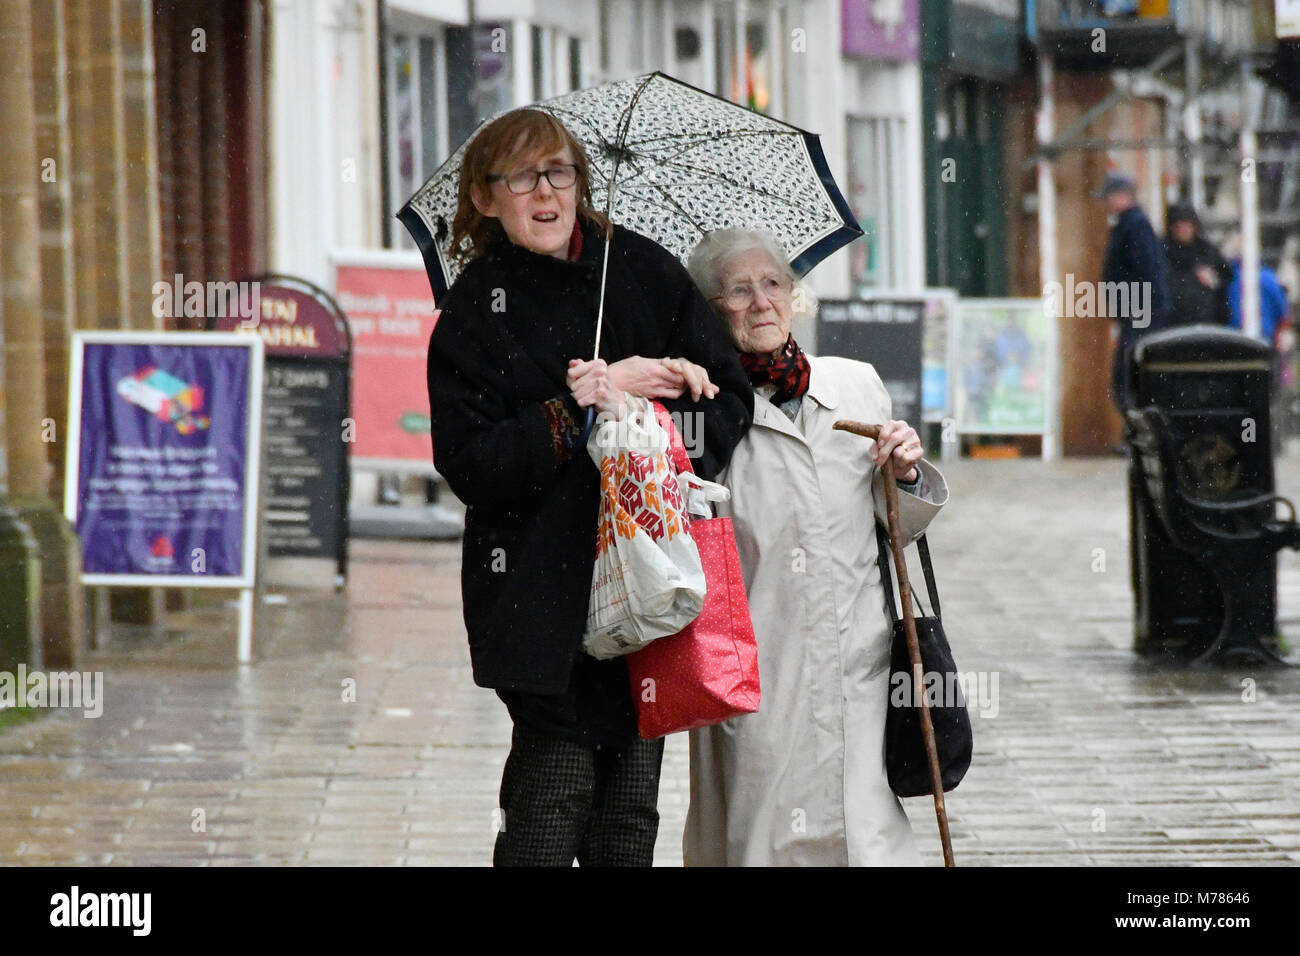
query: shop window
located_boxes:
[475,22,514,121]
[533,25,546,100]
[713,9,770,110]
[849,116,904,292]
[386,28,448,249]
[599,0,610,73]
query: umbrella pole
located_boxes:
[592,226,612,361]
[579,215,617,435]
[833,420,956,867]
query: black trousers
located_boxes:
[492,724,665,866]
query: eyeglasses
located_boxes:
[712,274,794,311]
[487,164,579,195]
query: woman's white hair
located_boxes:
[687,227,817,318]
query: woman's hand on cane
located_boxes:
[873,419,922,483]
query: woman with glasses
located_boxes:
[425,109,753,866]
[682,228,949,866]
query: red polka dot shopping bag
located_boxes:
[624,403,761,738]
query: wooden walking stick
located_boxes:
[833,420,956,867]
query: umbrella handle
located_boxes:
[579,407,596,447]
[833,419,956,868]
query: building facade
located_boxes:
[264,0,929,347]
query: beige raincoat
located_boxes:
[684,354,948,866]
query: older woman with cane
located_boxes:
[683,228,949,866]
[425,109,752,867]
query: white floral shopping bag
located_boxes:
[583,397,706,660]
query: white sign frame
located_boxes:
[951,298,1059,460]
[65,332,265,660]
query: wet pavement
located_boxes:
[3,455,1300,866]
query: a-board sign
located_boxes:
[259,362,348,561]
[817,297,924,427]
[333,250,439,473]
[211,276,351,580]
[64,332,264,587]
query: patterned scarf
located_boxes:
[738,335,811,405]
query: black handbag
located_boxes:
[875,524,973,798]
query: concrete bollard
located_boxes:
[0,503,42,672]
[15,500,85,670]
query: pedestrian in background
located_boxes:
[683,228,948,866]
[1163,201,1232,327]
[425,109,752,867]
[1223,232,1291,345]
[1098,174,1170,413]
[1276,235,1300,319]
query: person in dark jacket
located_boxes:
[425,108,753,866]
[1164,202,1232,327]
[1099,175,1170,410]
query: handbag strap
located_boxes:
[875,523,942,623]
[916,535,941,619]
[652,400,694,476]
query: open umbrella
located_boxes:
[397,70,861,305]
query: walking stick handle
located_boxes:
[832,419,956,867]
[831,420,880,440]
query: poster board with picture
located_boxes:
[952,299,1058,456]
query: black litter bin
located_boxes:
[1124,325,1300,664]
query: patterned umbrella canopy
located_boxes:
[397,71,862,300]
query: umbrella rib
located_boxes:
[618,155,837,222]
[640,131,810,172]
[541,104,624,158]
[587,146,712,234]
[614,180,835,244]
[616,178,712,235]
[614,127,806,152]
[600,128,838,219]
[541,109,822,221]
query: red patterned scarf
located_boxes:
[738,335,811,405]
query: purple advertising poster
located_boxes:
[841,0,920,61]
[66,333,263,586]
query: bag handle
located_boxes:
[875,523,942,623]
[650,400,729,521]
[652,400,694,476]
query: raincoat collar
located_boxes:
[804,356,840,410]
[750,356,839,440]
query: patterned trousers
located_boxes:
[492,725,665,866]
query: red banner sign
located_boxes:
[334,259,438,468]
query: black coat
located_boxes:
[426,218,754,693]
[1165,235,1233,327]
[1102,205,1171,341]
